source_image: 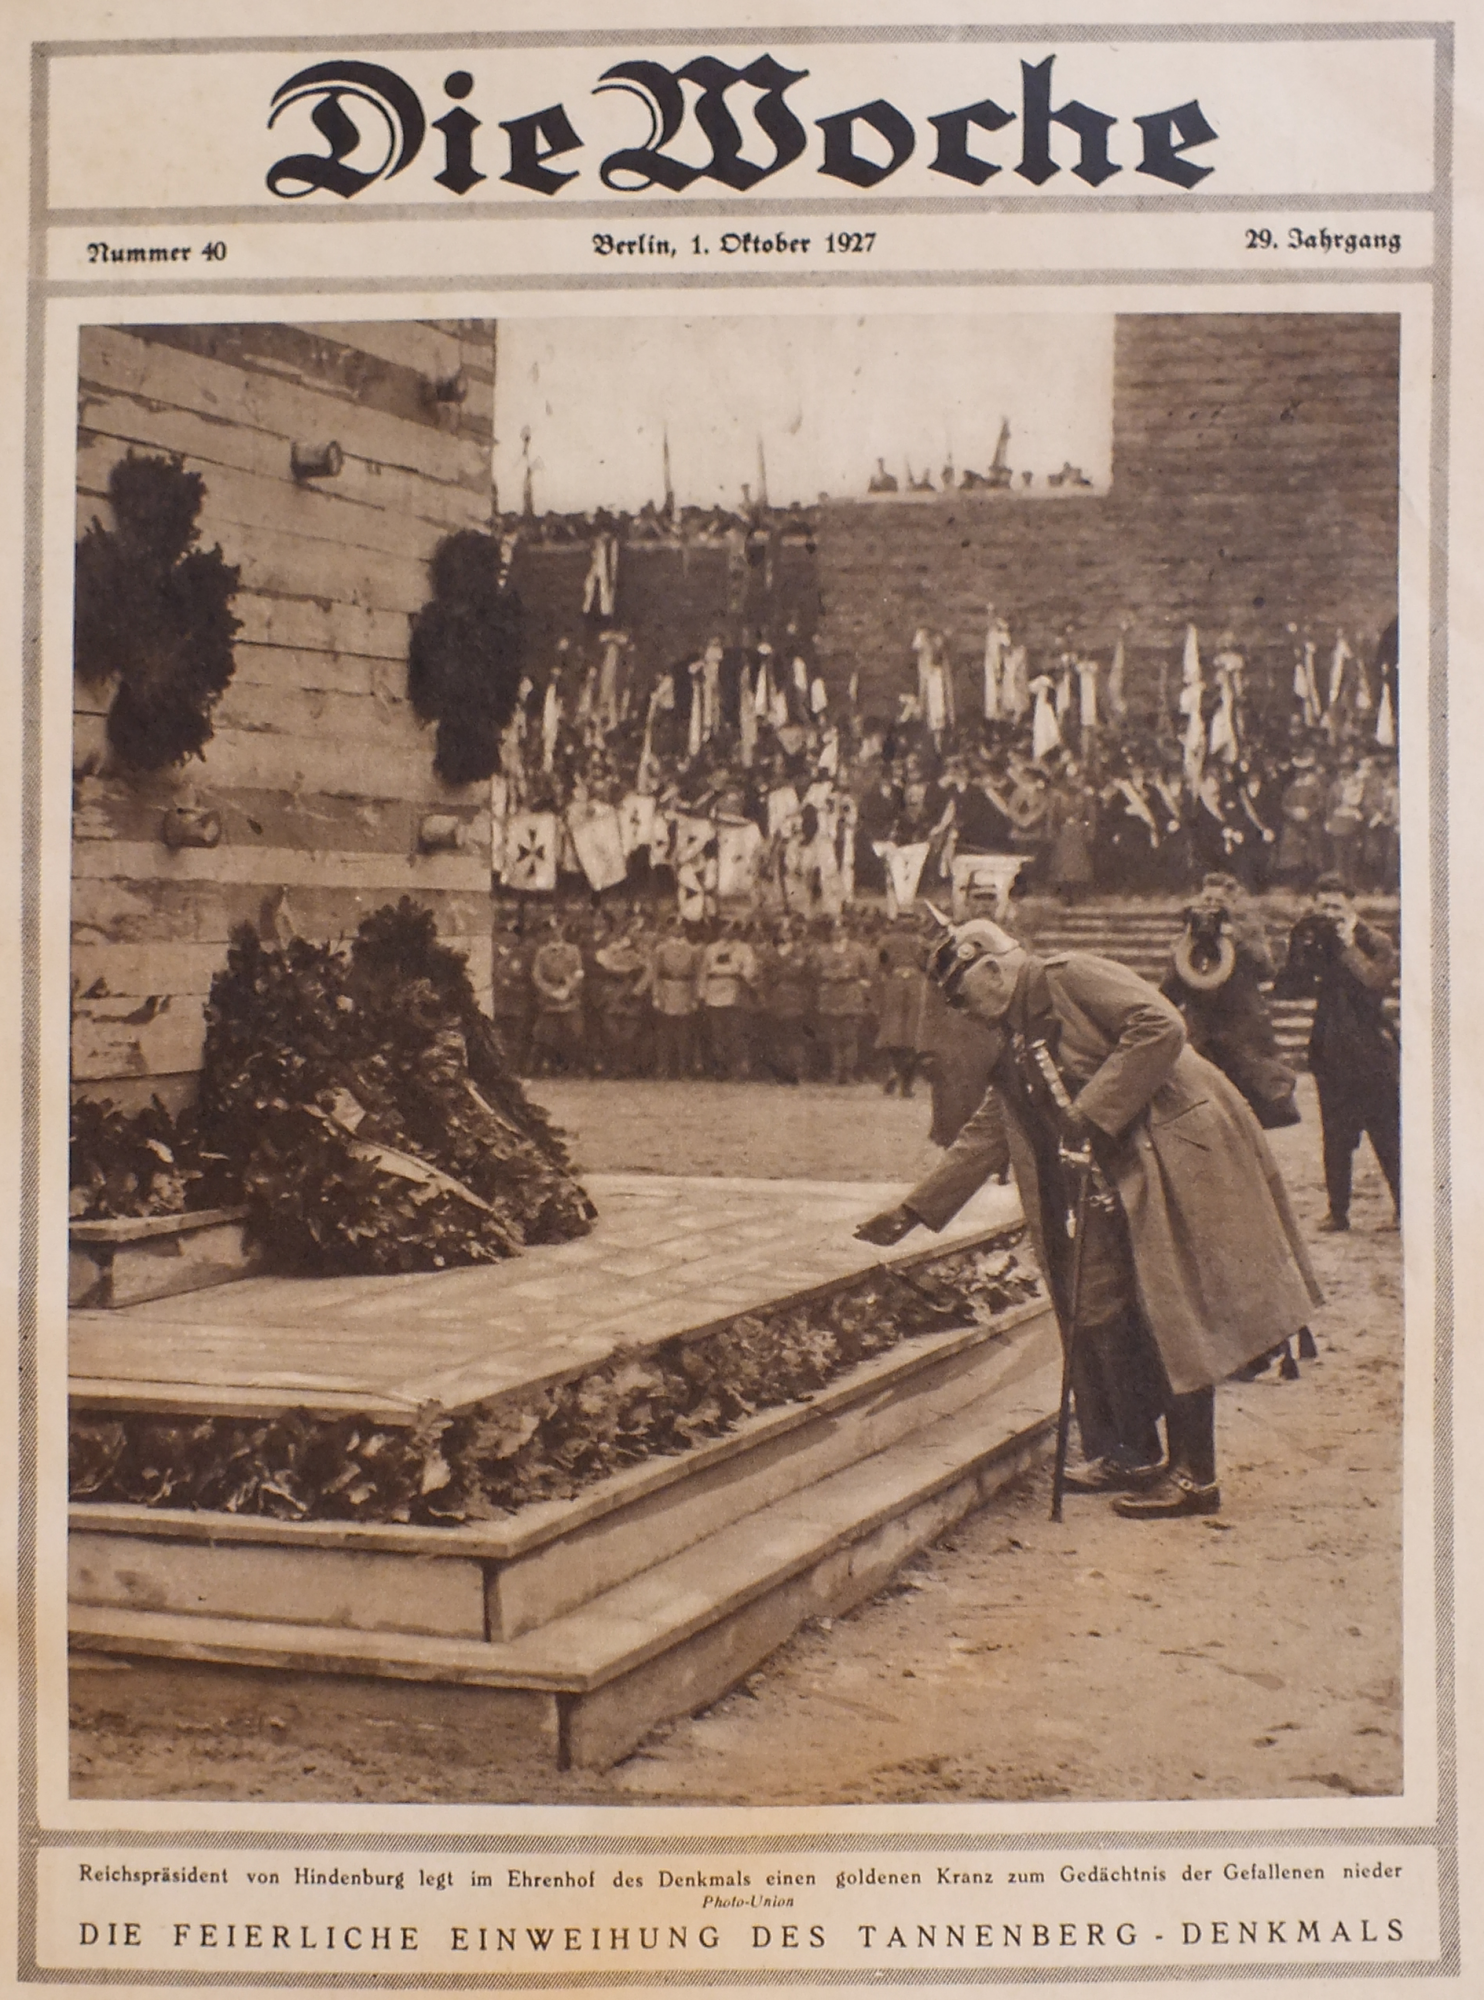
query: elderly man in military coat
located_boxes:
[858,919,1321,1518]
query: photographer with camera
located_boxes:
[1161,872,1299,1131]
[855,916,1322,1519]
[1275,874,1400,1232]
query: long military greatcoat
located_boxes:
[904,951,1322,1395]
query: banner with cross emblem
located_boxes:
[503,811,558,894]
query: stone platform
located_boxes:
[69,1173,1060,1770]
[69,1172,1019,1421]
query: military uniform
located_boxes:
[529,935,585,1076]
[902,950,1322,1491]
[651,930,701,1079]
[488,934,532,1075]
[591,936,652,1078]
[699,934,757,1080]
[813,934,874,1084]
[759,935,815,1083]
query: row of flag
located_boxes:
[499,796,766,904]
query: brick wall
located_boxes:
[507,533,822,685]
[73,320,498,1110]
[815,312,1399,722]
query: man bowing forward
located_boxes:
[858,918,1322,1518]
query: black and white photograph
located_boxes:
[65,305,1405,1810]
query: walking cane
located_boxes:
[1050,1147,1094,1525]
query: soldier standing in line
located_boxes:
[739,913,769,1081]
[698,918,758,1082]
[874,912,928,1098]
[760,914,815,1084]
[528,914,586,1078]
[591,917,653,1079]
[578,911,609,1076]
[650,913,702,1080]
[813,914,874,1085]
[489,913,533,1077]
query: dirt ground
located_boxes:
[536,1075,951,1182]
[70,1075,1403,1805]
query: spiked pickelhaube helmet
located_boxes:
[920,903,1023,1003]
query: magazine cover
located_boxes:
[0,0,1479,1991]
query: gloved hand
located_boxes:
[1060,1102,1094,1149]
[854,1205,919,1247]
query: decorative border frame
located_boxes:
[16,19,1456,1985]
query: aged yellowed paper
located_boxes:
[1,0,1481,1992]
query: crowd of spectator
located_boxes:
[496,706,1399,917]
[490,545,1400,915]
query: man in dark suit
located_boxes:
[1275,874,1399,1231]
[857,918,1322,1518]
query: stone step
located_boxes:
[71,1294,1051,1643]
[69,1207,259,1310]
[71,1310,1062,1770]
[1013,904,1397,933]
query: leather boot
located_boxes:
[1113,1388,1219,1518]
[1164,1385,1217,1484]
[1112,1469,1221,1518]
